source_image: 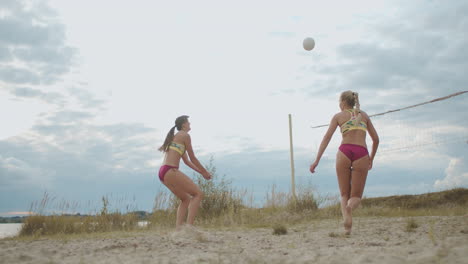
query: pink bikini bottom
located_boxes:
[339,144,369,162]
[158,165,178,182]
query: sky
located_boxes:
[0,0,467,216]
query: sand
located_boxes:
[0,215,467,264]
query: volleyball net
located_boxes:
[310,91,468,156]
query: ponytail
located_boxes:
[158,115,190,152]
[158,126,176,152]
[352,92,363,126]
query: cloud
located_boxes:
[0,0,76,86]
[434,157,468,189]
[0,153,54,190]
[9,84,106,111]
[67,87,106,109]
[11,86,66,105]
[0,65,41,85]
[0,117,160,213]
[44,110,95,124]
[294,1,468,105]
[0,1,107,114]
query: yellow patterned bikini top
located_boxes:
[169,142,186,155]
[340,109,367,134]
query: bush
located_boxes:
[193,157,244,220]
[272,224,288,235]
[287,184,319,213]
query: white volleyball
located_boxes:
[303,37,315,51]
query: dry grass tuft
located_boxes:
[405,218,419,232]
[19,193,139,237]
[360,188,468,209]
[272,224,287,235]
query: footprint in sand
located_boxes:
[170,225,209,243]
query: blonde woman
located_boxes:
[310,91,379,234]
[158,115,211,230]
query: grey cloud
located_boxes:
[46,111,95,124]
[0,136,152,213]
[29,118,157,170]
[33,124,74,136]
[12,87,43,97]
[0,156,31,185]
[67,87,106,109]
[13,44,73,63]
[0,19,54,47]
[0,0,76,85]
[12,87,66,105]
[0,0,61,47]
[0,46,12,61]
[0,118,159,213]
[297,1,468,104]
[0,117,156,184]
[11,85,106,110]
[0,65,41,85]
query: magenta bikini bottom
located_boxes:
[158,165,178,182]
[339,144,369,162]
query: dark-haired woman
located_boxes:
[310,91,379,235]
[158,115,211,230]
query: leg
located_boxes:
[163,169,204,228]
[162,169,190,229]
[336,151,352,234]
[348,155,370,210]
[176,196,190,228]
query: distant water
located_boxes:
[0,223,22,239]
[138,221,149,227]
[0,222,149,239]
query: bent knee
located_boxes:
[350,194,363,200]
[197,190,204,199]
[340,193,350,199]
[180,194,191,204]
[190,190,203,199]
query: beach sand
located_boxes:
[0,215,466,264]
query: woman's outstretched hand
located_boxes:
[202,171,212,180]
[309,161,319,174]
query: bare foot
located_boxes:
[344,205,352,235]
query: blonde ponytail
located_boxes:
[352,92,363,126]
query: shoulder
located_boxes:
[334,111,344,117]
[333,111,347,120]
[174,131,189,139]
[359,110,369,118]
[330,112,343,125]
[177,131,191,141]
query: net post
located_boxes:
[288,114,296,200]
